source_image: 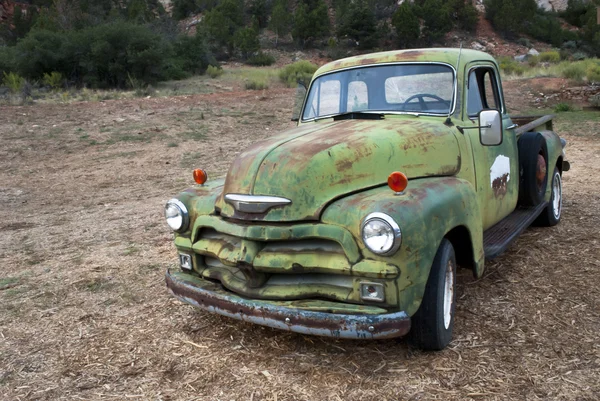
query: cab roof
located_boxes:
[314,48,497,77]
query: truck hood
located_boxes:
[216,118,460,221]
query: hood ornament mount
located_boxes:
[224,194,292,214]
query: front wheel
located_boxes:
[409,239,457,351]
[535,167,562,226]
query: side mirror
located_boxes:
[291,83,307,122]
[479,109,502,146]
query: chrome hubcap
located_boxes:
[552,171,562,219]
[443,260,454,329]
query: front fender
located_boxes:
[321,176,484,316]
[173,178,225,238]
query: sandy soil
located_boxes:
[1,77,599,400]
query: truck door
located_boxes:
[464,64,519,230]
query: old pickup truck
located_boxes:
[164,48,569,350]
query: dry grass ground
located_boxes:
[0,72,599,401]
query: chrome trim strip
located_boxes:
[300,62,458,122]
[224,194,292,214]
[506,123,519,130]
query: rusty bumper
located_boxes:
[166,270,411,340]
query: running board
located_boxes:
[483,202,547,260]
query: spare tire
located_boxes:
[518,132,548,206]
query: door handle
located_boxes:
[506,123,519,130]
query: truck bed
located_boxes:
[511,114,555,136]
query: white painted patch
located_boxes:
[490,155,510,186]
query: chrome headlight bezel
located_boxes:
[164,198,189,233]
[361,212,402,256]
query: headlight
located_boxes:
[361,212,401,255]
[164,199,189,232]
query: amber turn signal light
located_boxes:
[193,169,207,185]
[388,171,408,193]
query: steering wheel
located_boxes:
[403,93,446,111]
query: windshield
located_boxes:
[302,64,455,121]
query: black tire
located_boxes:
[409,239,457,351]
[518,132,549,206]
[534,167,562,226]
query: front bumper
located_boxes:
[166,270,411,340]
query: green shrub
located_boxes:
[554,102,574,112]
[527,55,540,67]
[589,93,600,108]
[560,61,587,81]
[245,78,268,90]
[539,50,561,63]
[207,65,224,78]
[2,72,25,94]
[498,57,526,76]
[43,71,63,90]
[572,51,588,61]
[246,52,276,66]
[587,64,600,83]
[11,22,215,88]
[279,60,318,88]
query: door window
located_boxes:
[467,68,501,117]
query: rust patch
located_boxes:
[492,173,509,197]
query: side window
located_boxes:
[467,68,501,117]
[483,71,499,110]
[467,71,483,116]
[347,81,368,111]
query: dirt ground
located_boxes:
[1,74,599,401]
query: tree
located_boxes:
[248,0,271,28]
[234,26,260,58]
[484,0,537,37]
[202,0,245,55]
[172,0,198,20]
[292,0,330,47]
[419,0,452,44]
[337,0,378,49]
[448,0,478,32]
[269,0,291,47]
[392,2,420,49]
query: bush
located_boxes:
[498,57,525,76]
[207,65,224,78]
[43,71,64,90]
[560,61,587,81]
[587,64,600,83]
[554,102,574,112]
[245,78,268,90]
[279,60,318,87]
[589,93,600,108]
[2,71,25,94]
[527,55,540,67]
[539,51,561,63]
[234,27,260,59]
[10,21,215,88]
[246,52,276,66]
[572,51,588,61]
[0,46,16,76]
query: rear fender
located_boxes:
[539,130,564,201]
[321,176,485,316]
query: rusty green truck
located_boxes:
[163,48,569,350]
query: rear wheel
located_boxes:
[518,132,548,206]
[535,167,562,226]
[409,239,456,351]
